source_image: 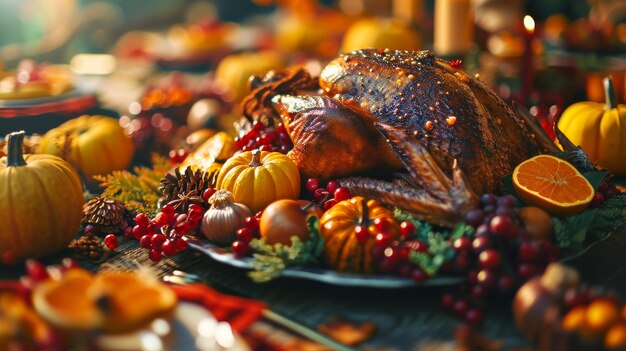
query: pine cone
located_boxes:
[82,196,129,235]
[68,232,109,261]
[159,167,217,212]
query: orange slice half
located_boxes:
[512,155,594,216]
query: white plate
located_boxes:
[190,241,464,288]
[96,301,250,351]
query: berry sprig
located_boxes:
[305,178,352,211]
[129,202,200,262]
[234,121,293,154]
[231,213,262,258]
[590,181,622,208]
[169,148,190,164]
[440,193,560,325]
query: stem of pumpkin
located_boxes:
[603,76,616,110]
[6,131,27,167]
[249,149,263,167]
[358,198,369,226]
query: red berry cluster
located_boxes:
[366,219,430,282]
[169,148,190,164]
[126,203,200,262]
[305,178,352,211]
[231,214,262,258]
[590,181,622,208]
[442,194,560,325]
[234,121,293,154]
[23,258,79,289]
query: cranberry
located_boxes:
[452,237,471,252]
[411,268,428,282]
[472,236,492,253]
[151,233,167,248]
[202,188,217,201]
[188,204,203,215]
[174,236,189,251]
[2,251,15,266]
[313,188,329,202]
[232,241,251,258]
[162,240,178,257]
[464,209,485,228]
[564,287,587,309]
[161,204,175,216]
[518,241,542,262]
[84,224,96,234]
[479,193,497,207]
[132,225,146,239]
[471,284,488,298]
[188,210,204,224]
[333,187,351,202]
[590,192,604,208]
[467,270,479,284]
[259,144,272,152]
[104,234,119,250]
[236,228,254,243]
[441,293,455,309]
[475,224,490,237]
[476,269,496,288]
[354,225,369,244]
[498,275,515,292]
[323,199,338,211]
[465,308,484,325]
[124,227,134,240]
[497,195,517,208]
[373,218,391,233]
[26,260,49,282]
[400,221,416,238]
[61,258,79,270]
[326,180,340,194]
[454,251,472,271]
[148,249,163,262]
[140,235,153,249]
[517,263,540,280]
[489,215,515,236]
[135,213,150,227]
[453,299,469,316]
[405,240,429,253]
[375,233,392,247]
[398,247,411,262]
[478,249,501,270]
[306,178,320,193]
[371,246,385,260]
[153,212,170,228]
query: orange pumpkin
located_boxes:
[319,197,399,273]
[216,150,300,213]
[38,115,134,179]
[0,131,83,260]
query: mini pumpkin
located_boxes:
[557,76,626,175]
[216,150,300,213]
[0,131,83,260]
[319,197,399,273]
[38,115,134,180]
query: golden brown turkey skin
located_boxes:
[320,49,537,193]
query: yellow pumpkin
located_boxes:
[319,197,400,273]
[0,131,83,260]
[179,131,237,173]
[558,76,626,175]
[340,17,421,53]
[216,150,300,213]
[215,51,283,101]
[38,115,134,179]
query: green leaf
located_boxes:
[582,171,608,190]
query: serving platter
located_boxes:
[189,240,464,288]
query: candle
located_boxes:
[433,0,474,57]
[520,15,535,105]
[392,0,423,24]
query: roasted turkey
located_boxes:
[242,49,556,226]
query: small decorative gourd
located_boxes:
[0,131,83,260]
[201,190,251,246]
[557,76,626,175]
[216,149,301,213]
[319,197,399,273]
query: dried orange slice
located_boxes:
[32,268,177,334]
[512,155,594,216]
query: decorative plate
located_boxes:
[189,240,464,288]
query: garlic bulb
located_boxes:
[201,190,251,246]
